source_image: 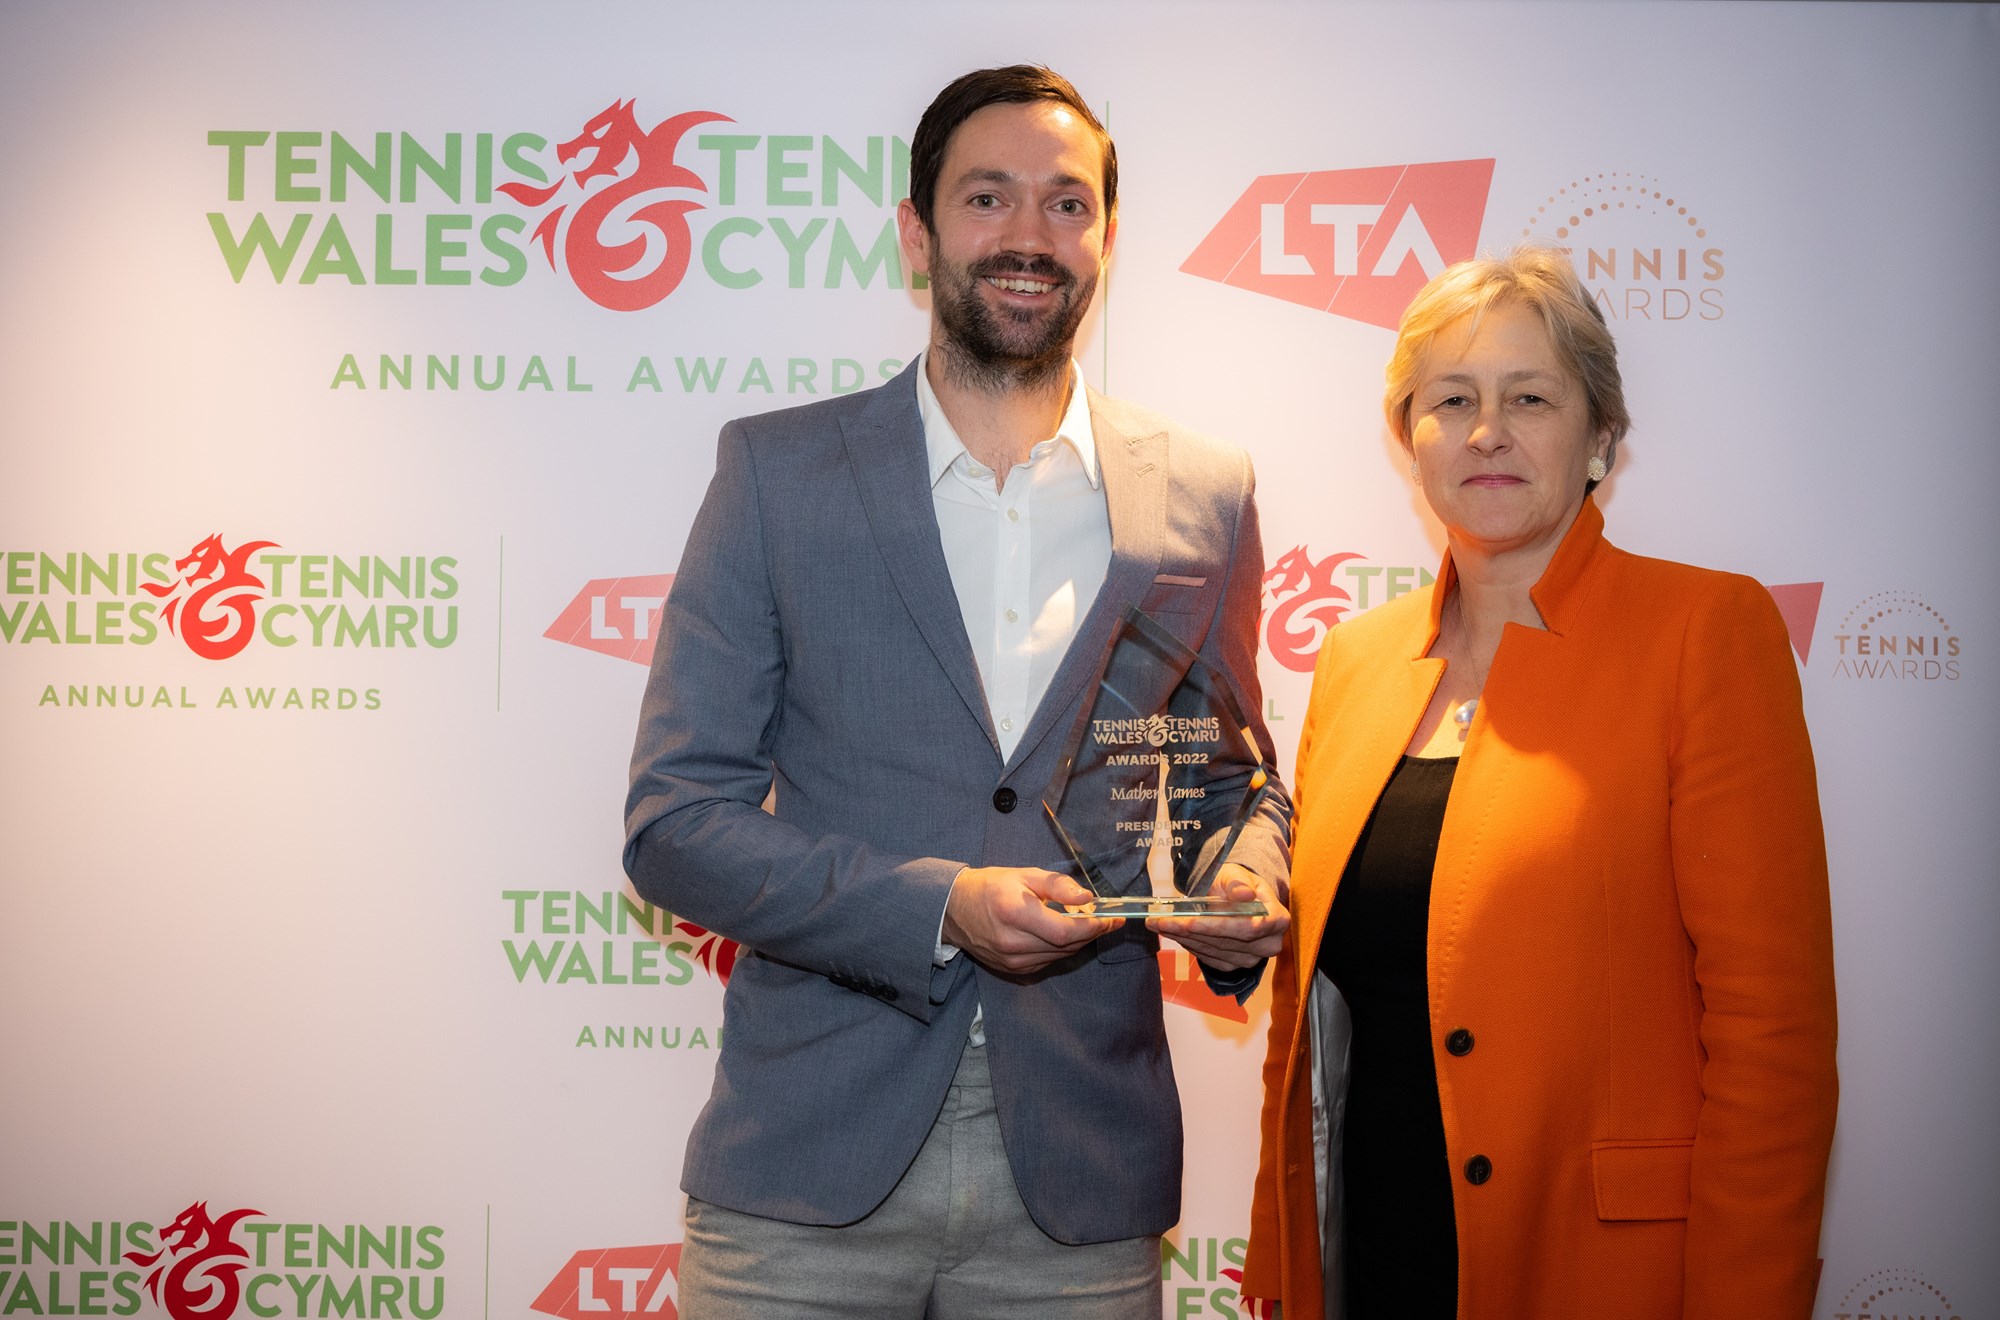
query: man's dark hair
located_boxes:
[906,65,1117,234]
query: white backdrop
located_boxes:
[2,3,1995,1318]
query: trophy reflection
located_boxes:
[1042,607,1272,920]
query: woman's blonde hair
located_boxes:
[1384,246,1631,485]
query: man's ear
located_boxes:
[896,198,932,279]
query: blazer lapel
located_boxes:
[1004,394,1166,773]
[1290,583,1447,1003]
[840,369,999,753]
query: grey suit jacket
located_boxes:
[623,360,1291,1244]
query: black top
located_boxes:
[1318,754,1458,1318]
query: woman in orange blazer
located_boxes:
[1240,248,1837,1319]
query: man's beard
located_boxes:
[930,251,1096,395]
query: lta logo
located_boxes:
[1182,159,1493,328]
[533,1244,684,1320]
[545,575,675,664]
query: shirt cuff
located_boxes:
[935,866,966,966]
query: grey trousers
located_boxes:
[676,1042,1162,1318]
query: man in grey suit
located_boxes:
[624,65,1291,1318]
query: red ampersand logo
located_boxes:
[1219,1268,1276,1318]
[500,100,731,312]
[672,919,740,983]
[123,1201,263,1320]
[141,534,280,660]
[1261,546,1363,672]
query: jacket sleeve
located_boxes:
[1241,918,1304,1304]
[1671,574,1838,1315]
[622,419,966,1021]
[1240,623,1335,1307]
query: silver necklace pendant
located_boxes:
[1453,697,1479,727]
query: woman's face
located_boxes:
[1406,300,1611,564]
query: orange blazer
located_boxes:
[1242,500,1837,1319]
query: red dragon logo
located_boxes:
[1262,546,1364,672]
[140,534,280,661]
[1219,1268,1276,1318]
[123,1201,262,1320]
[672,919,739,983]
[500,100,731,312]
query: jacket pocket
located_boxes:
[1591,1138,1693,1221]
[1138,580,1207,618]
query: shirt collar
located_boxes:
[916,350,1102,490]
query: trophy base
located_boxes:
[1060,896,1268,921]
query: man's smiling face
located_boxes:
[899,99,1116,389]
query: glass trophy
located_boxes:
[1041,606,1273,920]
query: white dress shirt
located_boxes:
[917,354,1113,1037]
[917,354,1111,761]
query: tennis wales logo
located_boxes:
[1262,546,1364,673]
[123,1202,260,1320]
[5,1208,448,1317]
[142,535,280,661]
[500,101,729,311]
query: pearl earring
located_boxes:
[1586,455,1607,483]
[1410,459,1420,480]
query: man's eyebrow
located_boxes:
[951,167,1094,191]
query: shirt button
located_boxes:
[1464,1155,1492,1185]
[1446,1028,1475,1056]
[1005,608,1019,623]
[1007,508,1020,522]
[992,787,1017,813]
[1000,717,1014,732]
